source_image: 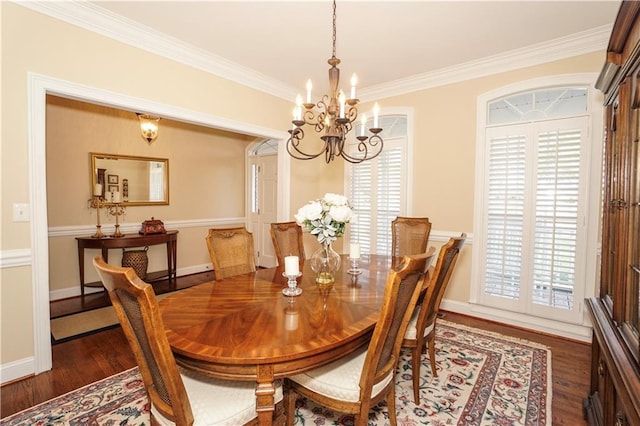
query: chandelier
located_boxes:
[286,0,383,164]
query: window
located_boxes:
[473,82,598,325]
[347,114,410,255]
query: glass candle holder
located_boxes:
[282,272,302,296]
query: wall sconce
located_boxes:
[136,113,161,145]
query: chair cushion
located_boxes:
[404,306,434,340]
[288,346,393,402]
[153,367,283,426]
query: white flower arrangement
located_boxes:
[294,193,356,245]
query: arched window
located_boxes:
[472,76,602,326]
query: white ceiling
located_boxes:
[45,1,623,100]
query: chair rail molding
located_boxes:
[0,249,32,269]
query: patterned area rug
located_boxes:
[1,321,551,426]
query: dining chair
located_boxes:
[391,216,432,258]
[402,232,467,404]
[270,221,305,267]
[285,251,436,426]
[206,227,256,280]
[92,256,283,426]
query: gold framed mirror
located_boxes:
[90,152,169,206]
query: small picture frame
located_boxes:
[108,185,119,192]
[108,174,119,184]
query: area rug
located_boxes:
[50,292,173,343]
[3,320,551,426]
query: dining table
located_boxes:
[158,254,395,426]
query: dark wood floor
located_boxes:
[2,272,591,425]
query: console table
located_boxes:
[76,230,178,296]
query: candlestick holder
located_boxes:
[347,257,362,275]
[108,203,126,238]
[282,272,303,296]
[87,196,105,238]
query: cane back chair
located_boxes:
[206,227,256,280]
[270,221,305,268]
[93,256,282,426]
[285,251,436,426]
[402,233,467,404]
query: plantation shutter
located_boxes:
[375,146,403,254]
[532,127,582,309]
[480,116,588,320]
[349,160,373,255]
[348,114,408,256]
[485,129,526,300]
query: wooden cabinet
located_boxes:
[584,2,640,425]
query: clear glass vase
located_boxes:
[310,242,341,284]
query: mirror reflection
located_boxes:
[90,152,169,206]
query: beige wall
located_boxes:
[1,1,605,376]
[46,96,257,292]
[0,3,292,368]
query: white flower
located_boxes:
[328,205,353,223]
[323,193,348,206]
[294,201,323,223]
[295,193,355,245]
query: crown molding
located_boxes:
[15,0,297,101]
[16,1,610,103]
[360,25,612,101]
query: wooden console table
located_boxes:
[76,230,178,296]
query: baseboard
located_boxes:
[0,357,35,386]
[49,263,212,301]
[440,299,593,343]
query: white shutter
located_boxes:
[375,146,403,254]
[350,160,373,254]
[348,128,407,256]
[479,117,588,322]
[484,129,526,300]
[532,126,582,310]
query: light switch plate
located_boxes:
[13,203,30,222]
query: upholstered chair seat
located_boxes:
[288,347,392,402]
[152,368,282,426]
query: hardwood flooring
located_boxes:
[1,272,591,425]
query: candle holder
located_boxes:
[347,257,362,275]
[88,196,105,238]
[282,272,303,296]
[108,203,126,238]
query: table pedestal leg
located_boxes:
[256,364,277,426]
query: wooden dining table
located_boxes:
[158,254,394,425]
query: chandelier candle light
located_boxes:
[286,0,383,164]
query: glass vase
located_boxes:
[310,242,341,284]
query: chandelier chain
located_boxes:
[332,0,337,59]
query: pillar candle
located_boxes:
[350,243,361,259]
[94,183,102,196]
[112,191,121,203]
[284,256,299,276]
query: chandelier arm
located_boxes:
[286,128,326,161]
[339,134,385,164]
